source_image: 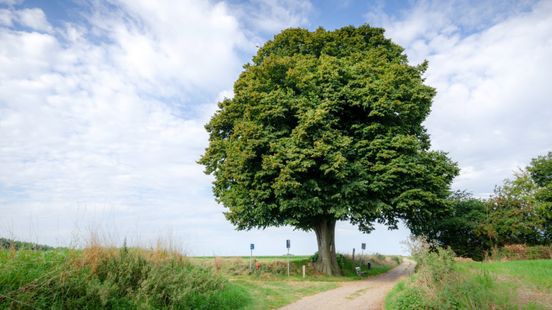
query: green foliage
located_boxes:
[414,247,456,284]
[529,152,552,242]
[528,152,552,187]
[389,283,425,310]
[0,248,249,309]
[200,24,457,240]
[309,252,344,268]
[0,238,54,251]
[426,191,491,260]
[485,151,552,246]
[424,151,552,260]
[487,170,545,246]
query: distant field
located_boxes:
[191,254,401,282]
[191,255,312,262]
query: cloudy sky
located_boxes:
[1,0,550,256]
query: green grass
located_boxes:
[232,279,338,309]
[384,278,406,310]
[385,255,552,310]
[461,259,552,292]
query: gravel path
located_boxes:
[280,259,415,310]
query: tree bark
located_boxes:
[314,218,341,276]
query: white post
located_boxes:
[250,248,252,272]
[302,265,306,278]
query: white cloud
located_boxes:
[16,8,52,32]
[233,0,313,34]
[0,7,52,32]
[0,0,23,5]
[367,0,552,195]
[0,8,14,26]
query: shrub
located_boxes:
[415,247,455,285]
[0,238,54,251]
[489,244,552,260]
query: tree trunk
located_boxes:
[314,218,341,276]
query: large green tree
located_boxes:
[199,25,458,275]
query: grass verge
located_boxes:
[384,240,552,309]
[0,247,249,309]
[232,279,338,309]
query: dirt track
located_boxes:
[280,259,415,310]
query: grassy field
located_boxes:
[462,259,552,293]
[385,254,552,309]
[191,254,399,281]
[0,246,400,309]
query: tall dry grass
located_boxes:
[0,233,249,309]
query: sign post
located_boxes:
[286,239,290,277]
[250,243,254,272]
[361,243,366,264]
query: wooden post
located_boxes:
[352,248,355,261]
[302,265,306,278]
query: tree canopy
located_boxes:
[199,25,459,275]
